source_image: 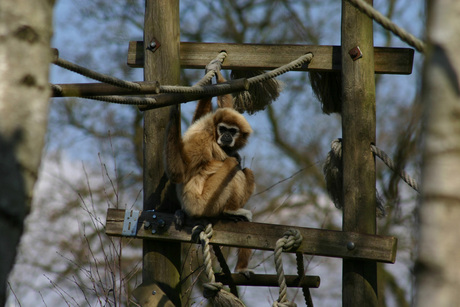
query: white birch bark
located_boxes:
[0,0,54,304]
[417,1,460,306]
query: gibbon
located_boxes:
[164,71,255,274]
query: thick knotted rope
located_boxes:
[323,139,419,215]
[232,53,313,114]
[192,224,246,307]
[273,229,303,307]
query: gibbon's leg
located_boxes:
[182,158,241,217]
[165,104,186,183]
[216,71,234,109]
[227,167,255,275]
[222,167,255,216]
[192,96,213,123]
[235,248,253,277]
[241,168,255,204]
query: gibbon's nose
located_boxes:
[221,133,233,146]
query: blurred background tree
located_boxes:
[7,0,424,306]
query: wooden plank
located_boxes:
[127,41,414,75]
[106,209,398,263]
[341,0,378,306]
[214,273,321,288]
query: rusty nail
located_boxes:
[348,46,363,61]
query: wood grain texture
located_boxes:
[140,1,181,305]
[127,41,414,74]
[106,209,397,264]
[341,0,378,306]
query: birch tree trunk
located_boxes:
[417,1,460,306]
[0,0,54,304]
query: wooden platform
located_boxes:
[106,209,397,263]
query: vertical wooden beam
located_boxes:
[142,0,181,305]
[341,1,378,306]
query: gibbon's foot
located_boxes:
[236,269,254,280]
[223,208,252,222]
[174,209,185,229]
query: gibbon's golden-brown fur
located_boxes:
[165,103,254,220]
[164,71,255,274]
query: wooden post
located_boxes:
[341,0,378,306]
[141,0,181,305]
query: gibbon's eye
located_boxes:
[218,125,227,135]
[228,128,238,135]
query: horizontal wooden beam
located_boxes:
[214,273,320,288]
[127,41,414,75]
[106,209,397,263]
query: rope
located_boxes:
[195,51,228,87]
[295,253,314,307]
[212,245,239,298]
[82,95,159,106]
[53,57,142,91]
[192,224,246,307]
[371,144,420,192]
[55,52,311,108]
[248,53,313,85]
[273,229,303,307]
[346,0,426,53]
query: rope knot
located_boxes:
[281,229,303,252]
[273,301,297,307]
[203,282,224,299]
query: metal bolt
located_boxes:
[144,221,151,229]
[146,38,161,53]
[152,290,156,295]
[152,229,157,234]
[157,219,165,229]
[152,214,157,219]
[347,242,356,251]
[348,46,363,61]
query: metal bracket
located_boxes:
[122,210,140,236]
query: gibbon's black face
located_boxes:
[217,122,240,148]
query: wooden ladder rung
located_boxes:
[214,273,320,288]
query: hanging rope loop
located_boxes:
[273,229,303,307]
[191,224,246,307]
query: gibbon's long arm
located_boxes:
[216,71,234,109]
[164,104,186,183]
[192,96,212,123]
[192,71,233,123]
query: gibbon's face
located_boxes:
[213,108,252,151]
[217,122,240,148]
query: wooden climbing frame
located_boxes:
[98,0,414,305]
